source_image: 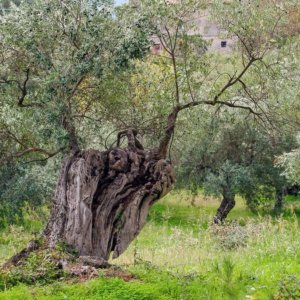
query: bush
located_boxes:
[0,161,57,228]
[0,246,70,291]
[209,221,260,250]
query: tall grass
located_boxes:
[0,190,299,299]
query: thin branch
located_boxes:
[157,56,264,158]
[22,147,65,164]
[17,69,42,108]
[1,146,65,165]
[1,69,42,108]
[212,57,260,104]
[11,147,58,158]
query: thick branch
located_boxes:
[158,57,263,158]
[117,128,144,151]
[158,106,179,158]
[171,52,180,105]
[62,116,80,153]
[179,99,260,116]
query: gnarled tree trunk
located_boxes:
[43,134,174,261]
[213,186,235,224]
[274,187,283,215]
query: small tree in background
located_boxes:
[176,115,297,222]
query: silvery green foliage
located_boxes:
[175,108,296,209]
[0,0,114,152]
[0,0,150,153]
[203,160,251,198]
[0,0,151,224]
[0,0,21,12]
[277,136,300,184]
[0,159,59,226]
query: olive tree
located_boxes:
[1,0,297,265]
[204,120,296,221]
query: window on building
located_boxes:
[221,41,227,48]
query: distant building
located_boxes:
[150,11,234,54]
[188,10,234,53]
[129,0,234,54]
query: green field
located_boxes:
[0,191,300,300]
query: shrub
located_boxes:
[0,246,70,290]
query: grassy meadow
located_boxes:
[0,191,300,300]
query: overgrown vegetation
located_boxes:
[0,191,299,299]
[0,0,299,299]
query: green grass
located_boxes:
[0,191,300,299]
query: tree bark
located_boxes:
[274,187,283,215]
[43,137,174,261]
[213,187,235,224]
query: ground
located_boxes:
[0,191,300,300]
